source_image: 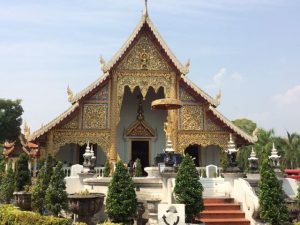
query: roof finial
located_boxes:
[143,0,148,17]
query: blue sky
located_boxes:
[0,0,300,136]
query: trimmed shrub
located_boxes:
[0,204,71,225]
[0,163,15,203]
[258,159,290,225]
[174,154,204,223]
[106,161,137,223]
[32,155,55,214]
[45,161,68,216]
[15,153,31,191]
[134,158,143,177]
[104,160,111,177]
[99,221,122,225]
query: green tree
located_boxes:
[103,160,111,177]
[232,118,257,171]
[32,156,55,214]
[45,162,68,216]
[174,154,204,223]
[258,159,290,225]
[285,132,300,169]
[106,161,137,223]
[134,158,143,177]
[15,153,31,192]
[0,163,15,203]
[232,118,257,135]
[0,99,23,143]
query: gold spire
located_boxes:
[143,0,148,17]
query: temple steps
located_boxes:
[196,198,250,225]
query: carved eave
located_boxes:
[180,76,219,107]
[29,102,80,142]
[71,72,110,104]
[102,14,187,75]
[208,105,258,144]
[125,120,155,138]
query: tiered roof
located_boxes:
[29,4,257,145]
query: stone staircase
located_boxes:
[196,198,250,225]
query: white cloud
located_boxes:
[206,67,227,90]
[272,85,300,105]
[231,72,243,81]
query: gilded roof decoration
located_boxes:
[102,14,187,74]
[208,105,257,143]
[125,121,155,137]
[83,104,108,129]
[179,87,196,102]
[116,34,171,71]
[89,84,109,101]
[71,73,110,104]
[29,102,80,141]
[180,105,203,130]
[180,76,218,106]
[205,117,224,131]
[61,114,79,129]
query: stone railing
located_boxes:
[196,165,222,178]
[95,167,105,177]
[63,166,71,177]
[232,178,259,224]
[63,166,105,177]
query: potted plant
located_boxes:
[106,161,137,224]
[174,154,204,224]
[68,189,105,225]
[14,153,32,210]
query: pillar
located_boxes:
[109,76,118,162]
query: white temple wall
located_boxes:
[56,143,79,165]
[117,87,166,165]
[200,145,221,166]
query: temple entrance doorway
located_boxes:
[185,144,200,166]
[131,140,150,172]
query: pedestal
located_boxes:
[160,173,177,204]
[146,199,161,225]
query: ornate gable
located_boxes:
[116,33,171,72]
[125,120,155,137]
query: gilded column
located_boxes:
[109,74,118,162]
[167,73,178,151]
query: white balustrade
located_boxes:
[95,167,105,177]
[63,166,71,177]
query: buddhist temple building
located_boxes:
[3,122,40,175]
[28,3,257,168]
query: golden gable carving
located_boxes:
[116,34,171,71]
[82,104,107,129]
[180,105,203,130]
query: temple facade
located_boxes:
[28,6,256,168]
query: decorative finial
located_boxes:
[23,121,31,140]
[99,55,106,72]
[137,94,144,121]
[215,89,221,105]
[67,85,74,103]
[143,0,148,17]
[182,59,190,75]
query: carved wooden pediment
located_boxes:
[116,33,171,72]
[125,120,155,138]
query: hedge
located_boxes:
[0,205,71,225]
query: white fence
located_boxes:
[63,166,105,177]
